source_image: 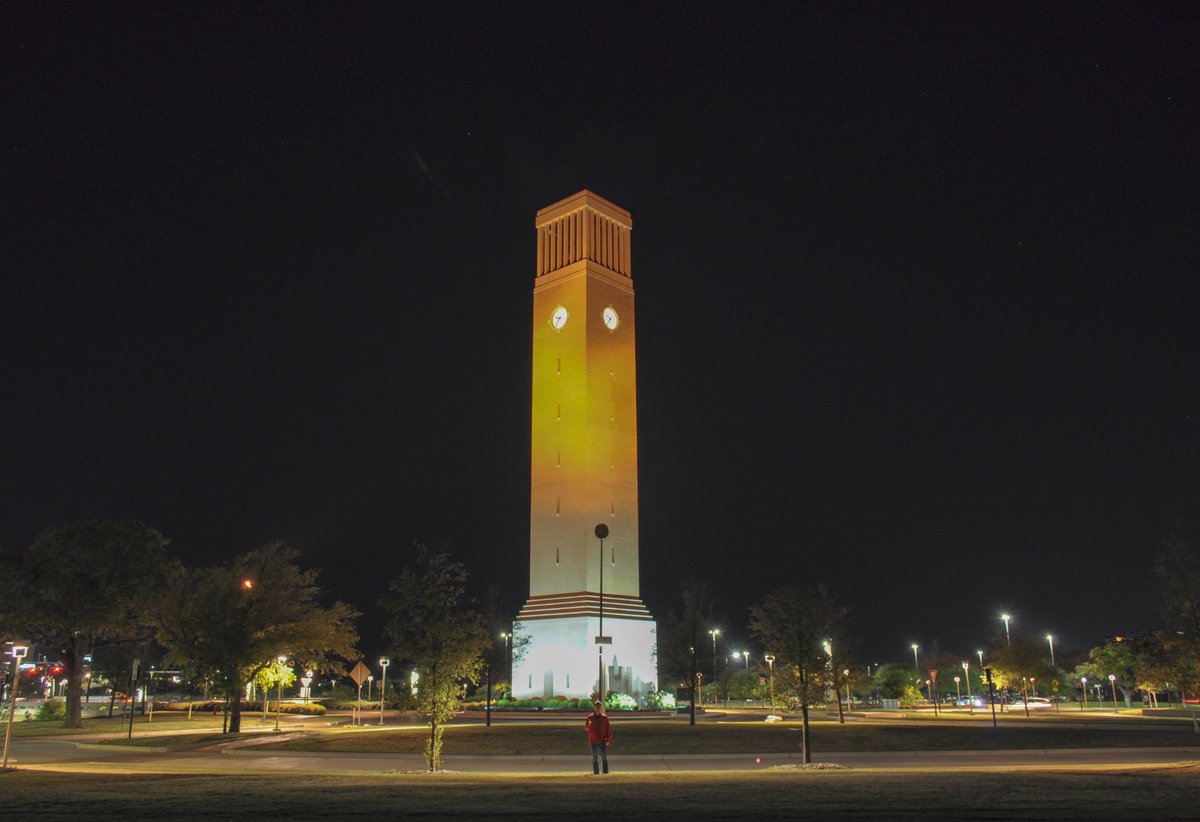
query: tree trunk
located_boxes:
[229,673,243,733]
[800,703,811,764]
[689,660,697,726]
[429,718,438,771]
[62,637,86,729]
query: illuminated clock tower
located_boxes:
[513,190,657,702]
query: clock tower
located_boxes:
[513,191,657,702]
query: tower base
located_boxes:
[512,615,657,704]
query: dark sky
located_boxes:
[4,3,1198,666]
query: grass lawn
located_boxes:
[268,717,1200,755]
[98,732,245,748]
[9,712,302,738]
[2,764,1197,819]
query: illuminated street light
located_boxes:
[378,658,390,725]
[1108,674,1118,709]
[962,661,973,713]
[764,654,776,713]
[911,644,919,671]
[1081,676,1088,711]
[742,650,749,670]
[3,644,30,770]
[709,628,720,700]
[954,676,961,703]
[1046,634,1055,667]
[274,656,288,732]
[242,579,254,590]
[976,649,984,668]
[1000,614,1011,645]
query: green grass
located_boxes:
[268,718,1200,755]
[97,732,245,748]
[1,764,1197,819]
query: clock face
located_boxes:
[602,307,619,330]
[551,306,569,330]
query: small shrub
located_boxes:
[497,699,511,707]
[645,690,676,710]
[545,699,562,709]
[567,698,581,709]
[605,691,637,711]
[37,699,67,721]
[529,697,544,708]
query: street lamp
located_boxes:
[911,644,919,671]
[954,676,961,703]
[843,669,851,712]
[962,661,973,713]
[594,523,610,705]
[301,671,313,703]
[1045,634,1055,668]
[977,649,984,668]
[1001,614,1011,645]
[378,658,390,725]
[274,656,288,732]
[1108,674,1118,709]
[3,644,30,770]
[709,629,720,690]
[741,650,749,670]
[367,675,374,703]
[500,631,511,684]
[764,654,776,714]
[1080,676,1088,711]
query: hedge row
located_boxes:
[154,700,326,715]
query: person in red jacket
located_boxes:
[584,700,612,774]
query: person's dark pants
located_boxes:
[590,741,609,774]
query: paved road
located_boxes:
[8,736,1200,775]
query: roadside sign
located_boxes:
[929,669,938,681]
[349,661,371,686]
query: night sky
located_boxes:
[4,4,1198,666]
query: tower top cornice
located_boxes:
[536,190,632,230]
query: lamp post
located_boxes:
[379,658,390,726]
[3,644,29,770]
[1001,614,1011,645]
[709,628,720,699]
[741,650,749,670]
[1109,674,1118,710]
[500,632,511,684]
[764,654,776,714]
[1046,634,1055,668]
[274,656,287,732]
[977,649,984,668]
[1081,676,1088,711]
[594,523,610,706]
[301,671,313,703]
[962,661,973,713]
[843,669,851,713]
[367,675,374,703]
[954,676,961,703]
[911,644,919,671]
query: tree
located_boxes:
[749,583,846,764]
[1154,527,1200,699]
[874,663,919,700]
[152,542,358,733]
[0,520,173,728]
[988,637,1056,697]
[655,580,715,726]
[1076,641,1138,707]
[381,546,488,771]
[253,659,297,717]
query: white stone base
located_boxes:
[513,616,657,703]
